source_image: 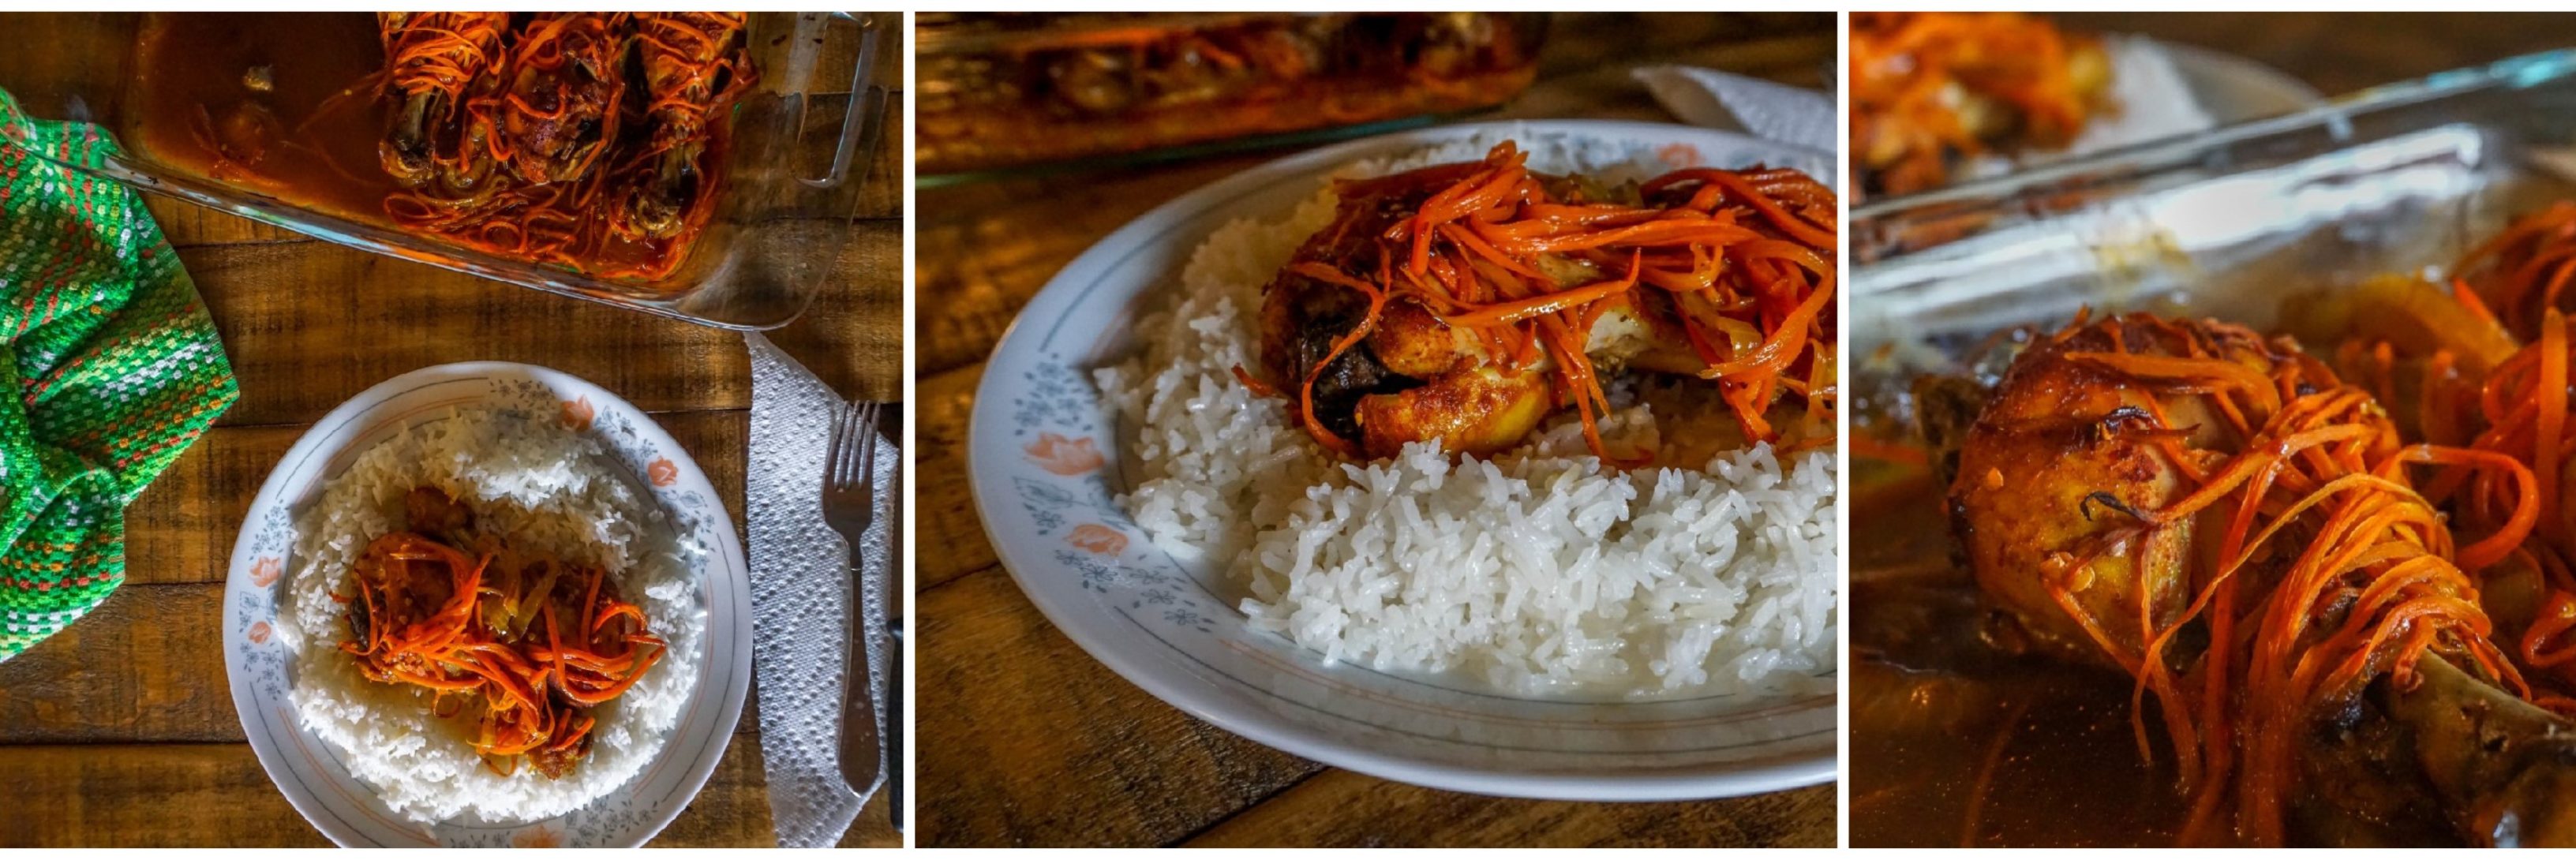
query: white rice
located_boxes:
[1095,130,1839,699]
[275,407,702,824]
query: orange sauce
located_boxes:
[1848,462,2193,847]
[119,12,716,282]
[124,12,398,221]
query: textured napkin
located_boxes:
[2058,36,2218,157]
[744,333,893,847]
[0,89,238,661]
[1633,65,1837,154]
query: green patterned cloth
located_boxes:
[0,90,238,660]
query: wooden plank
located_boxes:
[0,743,329,847]
[2054,11,2576,97]
[0,584,234,744]
[0,738,898,847]
[176,220,898,428]
[121,424,301,588]
[1530,13,1833,83]
[759,218,907,404]
[182,234,721,424]
[121,410,747,588]
[913,362,994,591]
[913,155,1265,378]
[1184,770,1838,847]
[915,566,1319,847]
[145,196,309,249]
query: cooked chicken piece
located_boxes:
[1942,314,2268,660]
[621,12,751,239]
[1256,168,1714,459]
[1926,311,2576,846]
[499,13,631,185]
[377,12,510,190]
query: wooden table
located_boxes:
[0,20,904,848]
[2057,12,2576,95]
[912,12,1837,847]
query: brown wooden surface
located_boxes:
[0,15,903,848]
[2055,12,2576,97]
[912,12,1838,847]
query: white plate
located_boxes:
[223,362,750,847]
[967,120,1837,801]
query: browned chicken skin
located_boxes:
[377,12,511,191]
[499,13,631,185]
[1945,315,2273,660]
[1927,312,2576,846]
[622,12,751,239]
[1256,168,1712,459]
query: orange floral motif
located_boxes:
[247,621,272,644]
[250,555,283,588]
[1657,142,1704,169]
[647,458,679,488]
[560,396,596,431]
[1067,523,1128,556]
[1024,432,1103,476]
[511,826,563,848]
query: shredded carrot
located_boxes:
[339,525,664,778]
[2428,219,2576,692]
[2458,201,2576,340]
[1229,364,1281,398]
[1265,141,1837,462]
[380,13,507,108]
[2031,313,2531,847]
[377,12,752,282]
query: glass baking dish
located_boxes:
[915,12,1547,177]
[0,11,889,330]
[1847,49,2576,847]
[1852,48,2576,443]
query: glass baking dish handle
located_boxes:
[803,11,887,190]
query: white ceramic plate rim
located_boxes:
[221,361,751,847]
[968,119,1839,802]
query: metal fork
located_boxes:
[821,400,886,808]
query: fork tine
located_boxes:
[826,399,884,493]
[854,402,876,486]
[845,408,866,489]
[852,400,879,487]
[823,400,849,491]
[839,403,863,490]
